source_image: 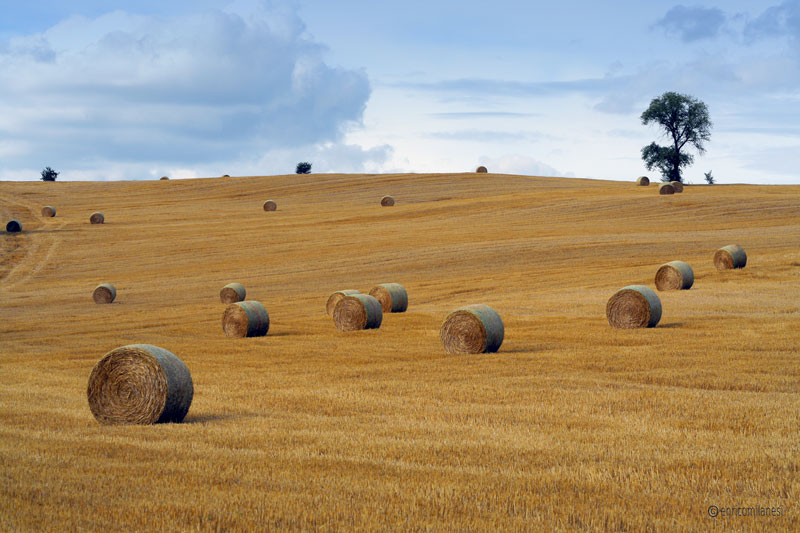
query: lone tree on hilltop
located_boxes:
[640,92,711,183]
[40,167,59,181]
[295,162,312,174]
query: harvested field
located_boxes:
[1,172,798,531]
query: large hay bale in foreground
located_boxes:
[87,344,193,425]
[476,166,488,173]
[90,212,105,224]
[93,283,117,304]
[670,181,684,193]
[263,200,277,211]
[659,183,675,195]
[41,206,56,217]
[606,285,661,328]
[333,294,382,331]
[220,282,246,304]
[326,289,360,316]
[440,304,504,354]
[222,301,269,337]
[368,283,408,313]
[381,196,395,207]
[5,220,22,233]
[636,176,649,186]
[655,261,694,291]
[714,244,747,270]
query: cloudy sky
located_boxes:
[1,0,798,183]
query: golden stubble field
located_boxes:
[1,172,799,531]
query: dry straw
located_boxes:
[606,285,662,328]
[368,283,408,313]
[440,304,504,354]
[41,206,56,217]
[222,301,269,337]
[222,174,230,178]
[636,176,649,186]
[160,176,169,180]
[655,261,694,291]
[476,166,488,173]
[333,294,382,331]
[659,183,675,195]
[220,282,246,304]
[90,212,105,224]
[263,200,277,211]
[714,244,747,270]
[87,344,193,425]
[93,283,116,304]
[326,289,360,316]
[5,220,22,233]
[381,196,395,207]
[670,181,684,193]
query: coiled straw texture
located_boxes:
[41,206,56,217]
[476,166,488,173]
[636,176,649,186]
[93,283,116,304]
[333,294,383,331]
[87,344,193,425]
[90,212,105,224]
[440,304,504,354]
[220,282,246,304]
[669,181,684,193]
[326,290,360,316]
[655,261,694,291]
[714,245,747,270]
[606,285,662,328]
[381,196,395,206]
[659,184,675,195]
[369,283,408,313]
[222,301,270,337]
[263,200,277,211]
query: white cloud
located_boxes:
[0,5,376,180]
[478,154,565,177]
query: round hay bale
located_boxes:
[606,285,662,328]
[160,176,169,180]
[332,294,382,331]
[670,181,684,193]
[636,176,649,186]
[476,166,488,173]
[326,289,360,316]
[5,220,22,233]
[381,195,395,207]
[93,283,116,304]
[655,261,694,291]
[714,244,747,270]
[440,304,504,354]
[41,206,56,217]
[90,212,105,224]
[368,283,408,313]
[263,200,277,211]
[87,344,193,425]
[222,301,269,337]
[220,282,246,304]
[222,174,230,178]
[658,183,675,195]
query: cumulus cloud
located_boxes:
[744,1,800,43]
[0,5,376,179]
[655,5,726,42]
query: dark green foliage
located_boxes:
[295,162,312,174]
[641,92,711,183]
[704,170,714,184]
[40,167,59,181]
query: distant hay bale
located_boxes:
[636,176,649,186]
[160,176,169,180]
[222,174,230,178]
[5,220,22,233]
[93,283,117,304]
[440,304,504,354]
[333,294,382,331]
[670,181,684,193]
[90,212,105,224]
[381,195,395,207]
[326,289,360,316]
[87,344,193,425]
[222,301,269,337]
[220,282,246,304]
[714,244,747,270]
[476,166,488,173]
[263,200,277,211]
[368,283,408,313]
[606,285,662,328]
[659,183,675,195]
[41,206,56,217]
[655,261,694,291]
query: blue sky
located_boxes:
[1,1,798,183]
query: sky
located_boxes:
[1,0,799,184]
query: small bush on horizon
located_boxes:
[40,167,59,181]
[704,170,715,184]
[296,162,312,174]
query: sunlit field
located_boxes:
[1,173,798,531]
